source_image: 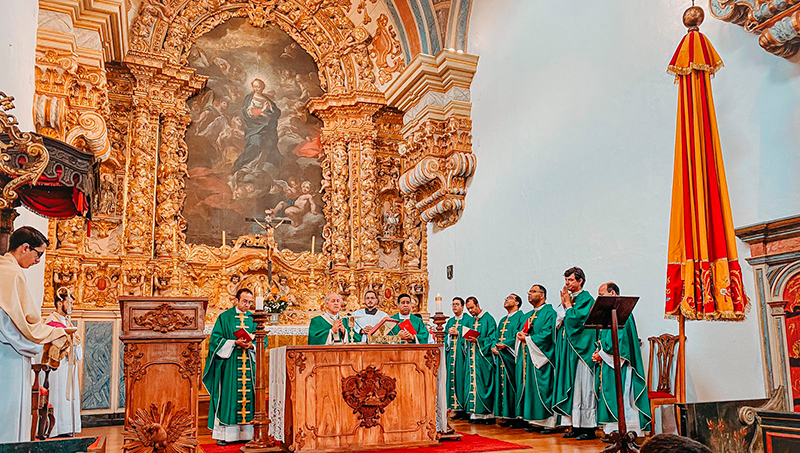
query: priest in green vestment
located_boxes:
[492,293,526,424]
[516,284,557,432]
[388,293,429,344]
[202,289,257,446]
[553,266,598,440]
[446,297,473,420]
[464,296,497,423]
[308,293,361,345]
[592,282,651,436]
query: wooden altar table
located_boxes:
[269,344,446,452]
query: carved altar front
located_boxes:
[269,345,444,452]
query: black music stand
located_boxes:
[585,295,640,453]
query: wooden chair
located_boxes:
[647,333,681,434]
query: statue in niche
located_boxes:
[382,201,400,238]
[226,274,241,303]
[97,173,117,215]
[275,274,297,307]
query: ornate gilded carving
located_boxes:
[387,50,479,230]
[0,93,50,211]
[711,0,800,58]
[134,303,193,333]
[127,401,196,453]
[42,0,429,323]
[341,366,397,428]
[372,14,405,85]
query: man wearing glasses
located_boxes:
[0,226,71,442]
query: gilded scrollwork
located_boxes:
[41,0,429,320]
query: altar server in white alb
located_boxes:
[0,226,70,443]
[351,290,389,341]
[44,291,83,437]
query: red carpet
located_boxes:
[200,433,529,453]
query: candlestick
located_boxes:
[222,230,226,247]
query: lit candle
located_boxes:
[222,230,226,247]
[255,295,264,311]
[311,236,316,254]
[435,293,443,313]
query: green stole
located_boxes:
[493,309,526,418]
[202,307,257,428]
[553,290,597,416]
[388,313,429,344]
[307,313,361,345]
[596,314,652,430]
[445,313,474,411]
[465,311,497,415]
[516,304,557,422]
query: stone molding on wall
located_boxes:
[736,214,800,409]
[710,0,800,58]
[385,50,478,229]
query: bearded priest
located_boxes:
[388,293,429,344]
[492,293,526,425]
[464,296,497,424]
[516,284,557,432]
[308,293,361,345]
[202,288,257,446]
[445,297,473,420]
[593,282,651,437]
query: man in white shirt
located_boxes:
[351,290,388,341]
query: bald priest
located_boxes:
[308,293,362,345]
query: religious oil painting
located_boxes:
[184,18,324,252]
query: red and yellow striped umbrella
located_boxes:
[664,17,749,321]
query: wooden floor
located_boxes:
[84,420,609,452]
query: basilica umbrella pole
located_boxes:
[664,4,749,411]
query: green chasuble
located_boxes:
[596,314,651,431]
[388,313,429,344]
[307,313,361,345]
[445,313,474,411]
[202,307,257,429]
[516,304,557,422]
[553,290,597,416]
[465,311,497,416]
[493,310,526,418]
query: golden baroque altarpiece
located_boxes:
[36,0,479,325]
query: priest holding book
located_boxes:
[445,297,473,420]
[388,293,429,344]
[308,293,361,345]
[464,296,497,424]
[202,288,257,446]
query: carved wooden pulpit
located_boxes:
[270,344,443,452]
[120,297,207,453]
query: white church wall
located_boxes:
[427,0,800,406]
[1,1,48,305]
